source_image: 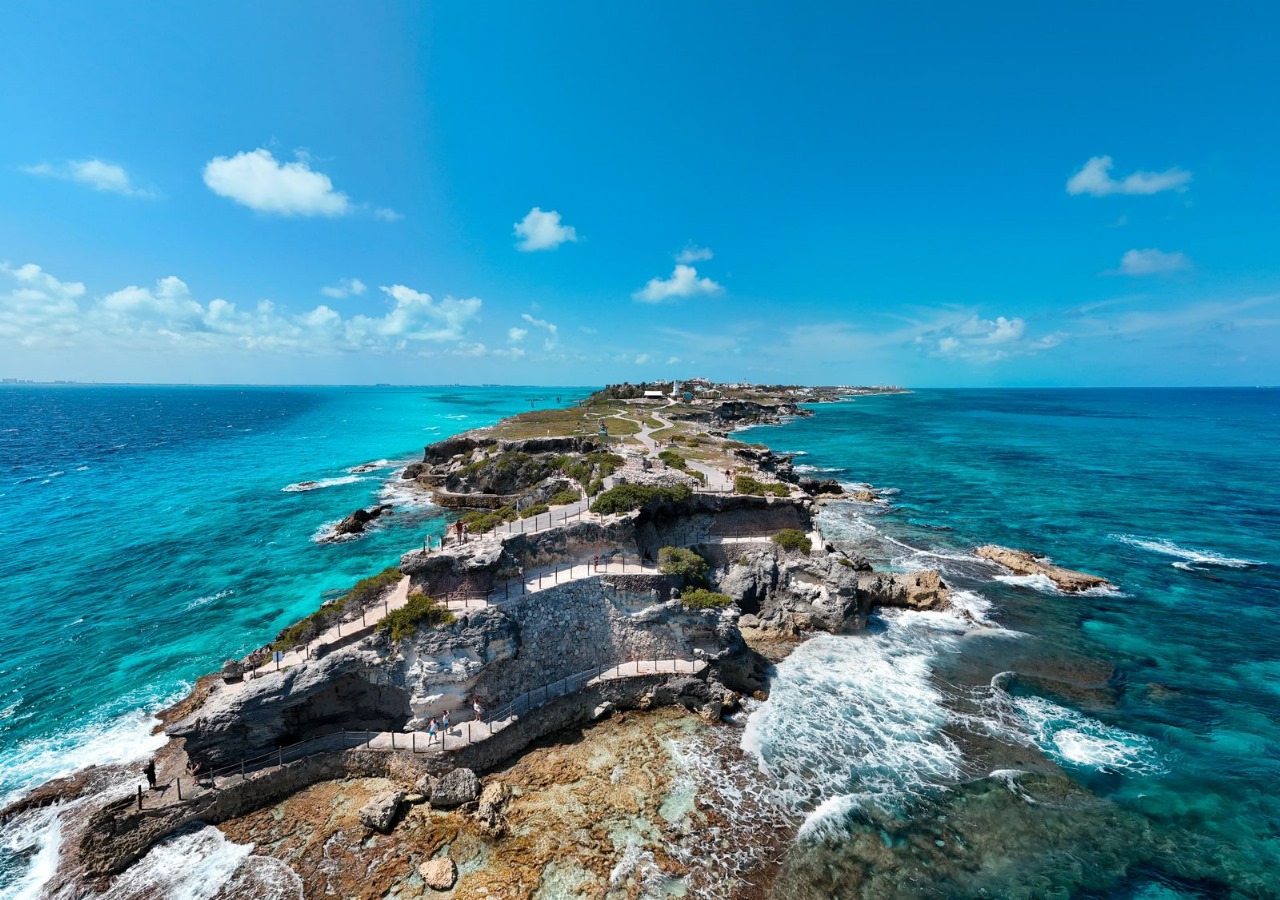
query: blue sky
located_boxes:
[2,2,1278,386]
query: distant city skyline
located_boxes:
[2,3,1278,387]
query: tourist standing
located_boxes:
[472,697,484,722]
[442,710,451,734]
[427,717,439,745]
[143,759,157,790]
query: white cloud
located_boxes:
[1115,248,1191,276]
[203,148,351,217]
[0,261,483,355]
[23,159,150,197]
[635,353,651,364]
[374,207,403,222]
[320,278,367,299]
[507,327,528,343]
[916,314,1062,363]
[514,207,578,251]
[520,312,559,348]
[1067,156,1191,197]
[675,244,713,264]
[666,356,681,365]
[633,265,724,303]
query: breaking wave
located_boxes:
[1111,534,1263,571]
[281,474,364,492]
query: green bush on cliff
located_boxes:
[658,546,709,584]
[272,565,402,650]
[519,503,550,519]
[379,592,455,642]
[680,588,733,609]
[590,483,692,515]
[460,506,517,533]
[735,474,790,497]
[548,489,581,506]
[658,448,688,470]
[772,529,811,555]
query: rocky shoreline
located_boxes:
[3,380,1118,899]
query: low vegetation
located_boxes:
[680,588,733,609]
[272,566,401,650]
[658,546,709,584]
[547,489,581,506]
[519,503,550,519]
[379,591,455,641]
[735,474,790,497]
[589,482,692,514]
[460,506,517,533]
[556,450,624,486]
[772,528,812,555]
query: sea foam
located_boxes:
[1112,534,1263,571]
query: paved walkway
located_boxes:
[151,658,706,807]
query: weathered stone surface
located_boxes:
[358,789,404,832]
[419,857,457,890]
[430,768,480,808]
[849,489,880,503]
[332,504,393,537]
[475,780,511,834]
[975,545,1112,593]
[858,569,951,611]
[798,477,844,496]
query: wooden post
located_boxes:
[278,747,283,767]
[391,732,396,750]
[240,759,245,778]
[177,778,183,801]
[137,785,142,810]
[413,732,417,753]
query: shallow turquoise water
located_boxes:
[739,389,1280,896]
[0,385,585,816]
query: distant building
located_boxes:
[643,390,665,399]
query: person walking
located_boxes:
[427,717,439,745]
[442,710,451,735]
[143,759,157,790]
[593,553,599,572]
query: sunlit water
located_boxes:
[0,384,585,897]
[737,388,1280,897]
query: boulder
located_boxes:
[849,489,879,503]
[475,781,512,834]
[358,790,404,833]
[418,857,457,891]
[975,545,1112,593]
[430,768,480,809]
[798,477,844,496]
[858,569,951,611]
[333,504,393,537]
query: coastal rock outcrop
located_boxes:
[976,545,1112,593]
[798,477,844,496]
[430,768,480,809]
[857,569,951,611]
[359,789,405,832]
[332,504,393,537]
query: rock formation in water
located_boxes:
[975,544,1112,592]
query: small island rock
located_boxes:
[975,545,1112,593]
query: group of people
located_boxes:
[423,697,487,746]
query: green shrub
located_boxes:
[586,477,604,497]
[272,566,402,650]
[735,474,790,497]
[658,448,688,470]
[519,503,550,519]
[680,588,733,609]
[379,592,456,641]
[772,529,811,554]
[547,489,581,506]
[836,556,855,568]
[589,483,692,515]
[460,506,517,533]
[658,546,709,583]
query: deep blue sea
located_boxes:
[1,386,1277,898]
[0,384,586,897]
[740,388,1280,898]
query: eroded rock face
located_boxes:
[475,781,511,834]
[332,504,393,537]
[359,790,404,833]
[976,545,1112,593]
[430,768,480,809]
[798,478,844,496]
[857,569,951,612]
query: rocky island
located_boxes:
[6,379,1110,899]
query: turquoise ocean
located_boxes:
[1,386,1278,898]
[0,385,586,898]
